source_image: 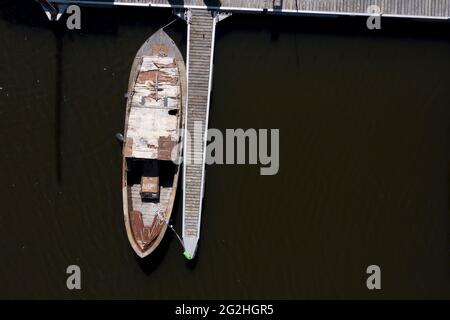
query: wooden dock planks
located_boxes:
[182,9,216,258]
[51,0,450,19]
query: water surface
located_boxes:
[0,0,449,299]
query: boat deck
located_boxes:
[129,183,172,226]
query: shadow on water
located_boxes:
[0,0,69,184]
[0,0,48,28]
[184,249,199,270]
[135,230,174,275]
[53,24,64,184]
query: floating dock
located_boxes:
[39,0,450,259]
[41,1,450,20]
[182,9,216,259]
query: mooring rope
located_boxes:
[156,212,185,251]
[158,18,178,47]
[161,18,178,31]
[157,18,178,57]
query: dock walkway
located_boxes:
[182,9,216,258]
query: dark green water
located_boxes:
[0,0,449,299]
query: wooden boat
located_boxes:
[122,29,186,258]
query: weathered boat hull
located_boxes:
[122,30,186,258]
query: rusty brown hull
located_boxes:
[122,29,186,258]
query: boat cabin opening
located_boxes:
[141,160,159,200]
[126,158,178,202]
